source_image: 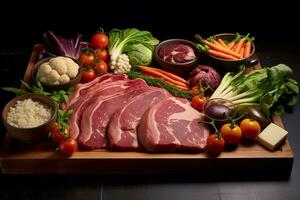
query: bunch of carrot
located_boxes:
[138,66,190,90]
[196,33,254,60]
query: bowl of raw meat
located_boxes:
[154,39,199,77]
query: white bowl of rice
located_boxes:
[2,93,57,143]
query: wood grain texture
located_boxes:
[0,45,294,175]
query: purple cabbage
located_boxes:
[42,31,88,59]
[188,65,221,89]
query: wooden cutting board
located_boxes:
[0,44,294,176]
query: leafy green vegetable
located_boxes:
[108,28,159,67]
[57,109,73,129]
[126,70,193,99]
[210,64,298,118]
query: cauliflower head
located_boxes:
[36,56,79,85]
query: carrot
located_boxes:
[139,66,188,87]
[208,50,238,60]
[227,41,235,49]
[217,38,229,49]
[141,66,187,84]
[213,40,224,48]
[234,37,246,54]
[243,40,252,58]
[165,80,190,90]
[239,45,245,58]
[203,40,241,59]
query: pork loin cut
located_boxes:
[79,80,149,149]
[108,88,171,150]
[137,97,209,152]
[62,73,127,110]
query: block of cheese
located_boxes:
[257,123,288,151]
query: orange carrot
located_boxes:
[139,66,188,87]
[239,45,245,58]
[234,37,246,54]
[208,49,238,60]
[217,38,229,49]
[231,42,239,51]
[213,40,224,48]
[243,40,252,58]
[227,41,235,49]
[203,40,241,59]
[165,80,190,90]
[141,66,188,84]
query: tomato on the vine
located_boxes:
[206,134,225,154]
[94,48,108,62]
[59,138,78,157]
[50,123,69,144]
[220,123,242,145]
[191,95,206,111]
[240,118,261,140]
[94,60,108,74]
[82,67,97,83]
[191,86,200,95]
[79,51,95,67]
[90,33,109,49]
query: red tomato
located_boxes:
[90,33,109,49]
[240,118,261,140]
[94,48,109,62]
[82,68,97,83]
[207,134,225,154]
[191,95,206,111]
[220,123,242,145]
[78,52,95,67]
[191,86,200,95]
[59,138,78,157]
[94,60,108,74]
[50,123,68,144]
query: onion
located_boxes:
[188,65,221,89]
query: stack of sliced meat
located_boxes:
[62,74,209,152]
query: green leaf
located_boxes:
[1,87,29,96]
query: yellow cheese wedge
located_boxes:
[257,123,288,151]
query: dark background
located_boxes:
[1,2,300,199]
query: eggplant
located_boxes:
[237,106,271,129]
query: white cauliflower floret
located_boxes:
[47,70,60,83]
[39,77,48,84]
[64,58,79,78]
[49,57,67,75]
[37,56,80,85]
[58,74,70,84]
[36,63,52,80]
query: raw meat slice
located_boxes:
[137,97,209,152]
[108,88,170,150]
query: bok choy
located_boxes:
[210,64,298,118]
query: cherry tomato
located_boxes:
[220,123,242,145]
[94,60,108,74]
[94,48,108,62]
[79,52,95,67]
[59,138,78,157]
[206,134,225,154]
[50,123,68,144]
[240,118,261,140]
[82,68,97,83]
[191,86,200,95]
[191,95,206,111]
[90,33,109,49]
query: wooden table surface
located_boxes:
[1,5,300,199]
